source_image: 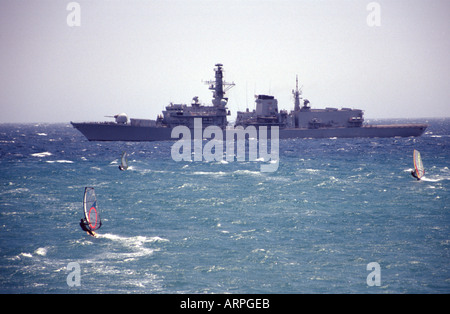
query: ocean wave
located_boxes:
[19,252,33,258]
[30,152,52,157]
[97,233,169,261]
[421,176,450,182]
[0,187,30,196]
[13,247,48,260]
[99,233,168,243]
[233,169,262,176]
[304,168,320,173]
[35,247,48,256]
[46,160,74,164]
[192,171,227,176]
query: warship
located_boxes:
[71,64,427,141]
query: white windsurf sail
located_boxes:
[120,151,128,170]
[83,187,102,231]
[413,149,425,179]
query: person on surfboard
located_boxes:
[411,170,420,180]
[81,187,101,237]
[80,218,97,237]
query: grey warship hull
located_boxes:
[71,121,427,141]
[278,124,427,139]
[71,122,173,141]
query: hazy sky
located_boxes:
[1,0,449,123]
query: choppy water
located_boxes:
[0,119,449,293]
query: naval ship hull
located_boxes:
[278,124,427,139]
[71,122,173,141]
[71,122,427,141]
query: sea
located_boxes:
[0,119,449,294]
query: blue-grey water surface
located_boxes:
[0,119,449,293]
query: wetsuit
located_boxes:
[80,219,95,236]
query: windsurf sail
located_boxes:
[413,149,425,179]
[120,151,128,170]
[83,187,102,231]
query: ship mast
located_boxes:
[292,75,302,111]
[205,63,235,107]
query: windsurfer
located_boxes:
[118,165,125,171]
[411,170,420,180]
[80,218,96,237]
[412,149,424,180]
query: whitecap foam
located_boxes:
[46,160,74,164]
[35,247,47,256]
[0,187,30,196]
[99,233,169,245]
[233,169,261,176]
[421,176,447,182]
[97,233,169,260]
[193,171,226,176]
[31,152,52,157]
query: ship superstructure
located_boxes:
[235,75,426,139]
[156,63,235,129]
[236,75,364,129]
